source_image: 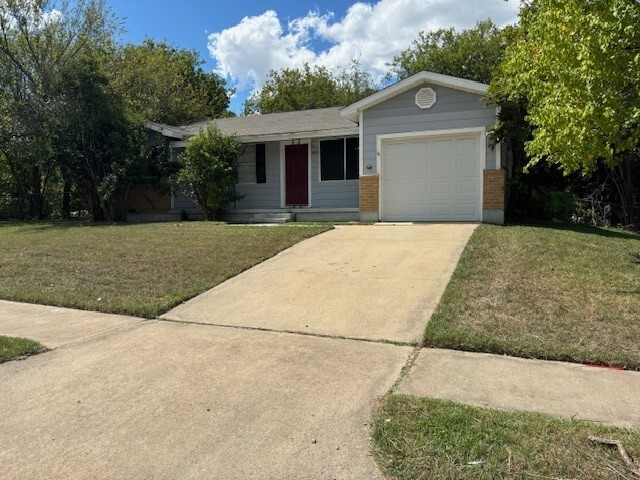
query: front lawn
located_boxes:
[373,395,640,480]
[425,223,640,370]
[0,336,44,363]
[0,221,330,318]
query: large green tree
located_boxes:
[493,0,640,225]
[389,20,507,83]
[244,62,376,115]
[53,54,170,221]
[0,0,118,219]
[109,40,231,125]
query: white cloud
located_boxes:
[208,0,519,94]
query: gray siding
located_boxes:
[362,84,499,173]
[231,141,281,209]
[310,137,359,208]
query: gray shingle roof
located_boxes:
[178,107,358,140]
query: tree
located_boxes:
[109,40,231,125]
[244,61,376,115]
[176,126,242,220]
[492,0,640,225]
[389,20,507,83]
[53,54,171,221]
[0,0,118,219]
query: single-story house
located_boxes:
[133,70,506,224]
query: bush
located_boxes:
[176,126,243,220]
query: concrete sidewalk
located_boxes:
[0,300,143,348]
[398,348,640,429]
[0,302,411,480]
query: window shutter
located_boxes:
[255,144,266,184]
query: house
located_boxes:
[134,71,506,224]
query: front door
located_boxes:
[285,143,309,206]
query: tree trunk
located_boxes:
[29,165,43,219]
[611,153,638,227]
[62,180,71,219]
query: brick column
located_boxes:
[359,175,379,222]
[483,169,506,224]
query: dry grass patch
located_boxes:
[425,223,640,370]
[373,395,640,480]
[0,221,330,317]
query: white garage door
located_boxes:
[381,133,482,222]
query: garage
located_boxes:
[340,71,504,224]
[380,132,483,222]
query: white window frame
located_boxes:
[237,144,257,185]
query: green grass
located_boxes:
[425,223,640,370]
[0,221,331,318]
[0,336,44,363]
[373,395,640,480]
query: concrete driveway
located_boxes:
[163,224,477,344]
[0,224,476,479]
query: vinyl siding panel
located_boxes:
[362,84,499,172]
[231,141,281,209]
[311,137,359,208]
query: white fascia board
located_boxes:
[340,71,489,122]
[235,128,359,144]
[146,122,186,140]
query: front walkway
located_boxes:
[397,348,640,429]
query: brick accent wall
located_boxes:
[483,169,506,211]
[359,175,379,212]
[126,186,171,214]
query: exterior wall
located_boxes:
[228,138,359,210]
[483,169,506,225]
[362,84,498,174]
[126,186,171,214]
[231,142,281,209]
[359,175,379,222]
[310,137,359,209]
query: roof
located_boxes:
[148,107,359,143]
[340,71,489,122]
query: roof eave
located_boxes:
[340,71,489,121]
[234,127,359,144]
[146,122,186,140]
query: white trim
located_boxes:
[236,128,358,144]
[341,71,489,122]
[358,111,364,176]
[376,127,487,222]
[146,122,186,140]
[279,139,312,208]
[495,142,502,170]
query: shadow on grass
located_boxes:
[506,221,640,241]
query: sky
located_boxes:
[108,0,520,114]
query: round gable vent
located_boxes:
[415,87,436,109]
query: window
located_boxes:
[237,144,267,184]
[320,137,359,181]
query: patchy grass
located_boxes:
[373,395,640,480]
[0,336,44,363]
[425,223,640,370]
[0,221,330,318]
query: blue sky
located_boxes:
[108,0,519,114]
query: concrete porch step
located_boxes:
[246,212,296,223]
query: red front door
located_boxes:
[285,144,309,206]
